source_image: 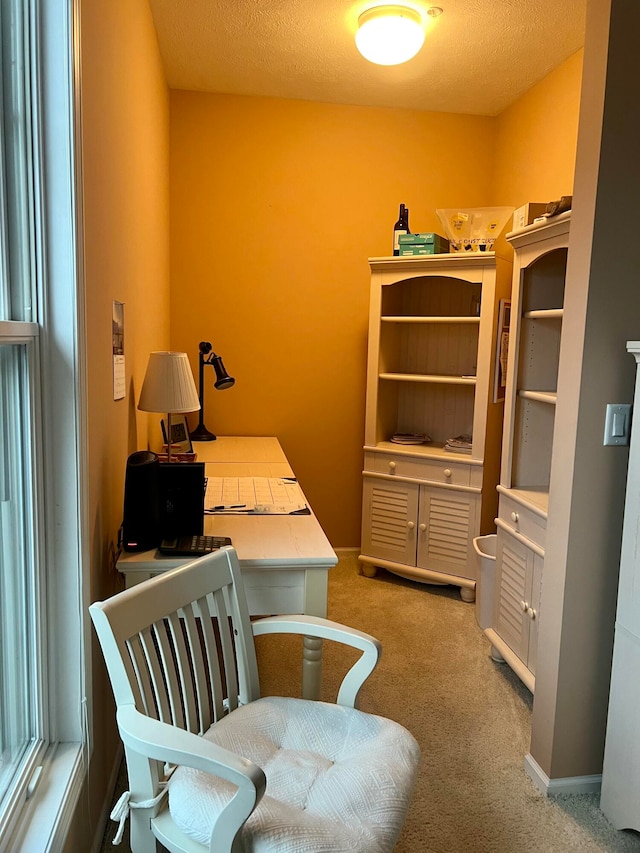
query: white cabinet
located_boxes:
[491,521,544,692]
[600,341,640,832]
[361,474,480,582]
[485,211,570,691]
[359,253,511,600]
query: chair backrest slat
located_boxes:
[222,571,261,706]
[152,614,186,728]
[212,586,239,712]
[125,633,154,716]
[180,602,210,733]
[195,594,224,726]
[138,624,173,723]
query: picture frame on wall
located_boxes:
[161,415,193,454]
[494,298,511,403]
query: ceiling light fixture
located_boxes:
[355,5,441,67]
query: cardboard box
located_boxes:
[398,232,450,253]
[512,203,547,230]
[399,245,441,256]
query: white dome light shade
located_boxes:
[356,5,425,66]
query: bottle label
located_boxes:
[394,229,408,252]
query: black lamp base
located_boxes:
[190,424,217,441]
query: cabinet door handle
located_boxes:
[407,521,415,530]
[520,600,529,612]
[388,461,396,471]
[419,523,427,532]
[528,607,537,620]
[443,468,452,478]
[511,511,519,523]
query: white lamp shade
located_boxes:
[356,5,425,66]
[138,351,200,414]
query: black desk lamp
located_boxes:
[189,341,235,441]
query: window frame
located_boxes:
[0,0,89,847]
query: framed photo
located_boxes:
[161,415,193,453]
[494,299,511,403]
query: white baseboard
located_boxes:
[524,753,602,796]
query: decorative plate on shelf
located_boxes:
[390,433,432,445]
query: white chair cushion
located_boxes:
[168,697,420,852]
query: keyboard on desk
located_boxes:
[158,535,233,557]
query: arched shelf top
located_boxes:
[368,252,499,287]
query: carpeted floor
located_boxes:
[100,553,640,852]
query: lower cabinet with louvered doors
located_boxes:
[485,519,544,692]
[360,449,483,601]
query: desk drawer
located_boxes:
[243,570,305,614]
[364,450,472,486]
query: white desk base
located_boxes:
[116,438,337,700]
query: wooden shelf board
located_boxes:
[379,373,477,385]
[524,309,564,320]
[518,389,557,404]
[381,315,481,324]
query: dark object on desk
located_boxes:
[158,461,206,539]
[158,535,232,557]
[122,454,206,551]
[122,450,161,552]
[190,341,235,442]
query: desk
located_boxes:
[116,437,338,699]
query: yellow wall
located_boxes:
[169,94,496,546]
[67,0,171,846]
[494,50,583,206]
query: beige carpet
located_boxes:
[101,554,640,852]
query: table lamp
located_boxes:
[190,341,235,442]
[138,351,200,462]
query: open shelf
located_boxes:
[503,234,570,493]
[368,440,481,463]
[374,379,476,450]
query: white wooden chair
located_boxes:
[90,546,419,853]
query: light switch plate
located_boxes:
[604,403,632,446]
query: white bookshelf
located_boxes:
[485,211,571,691]
[359,252,511,599]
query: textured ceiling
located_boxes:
[148,0,587,116]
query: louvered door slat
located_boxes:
[495,532,530,663]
